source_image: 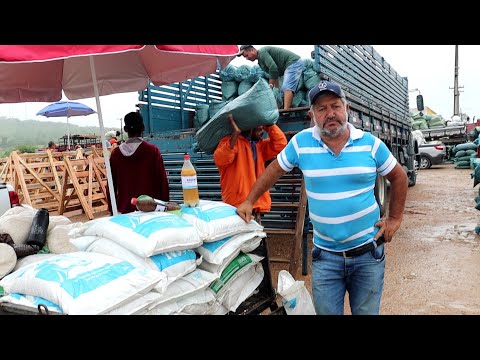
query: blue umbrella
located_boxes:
[37,101,96,150]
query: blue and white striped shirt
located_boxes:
[277,123,396,252]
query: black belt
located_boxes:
[325,236,385,258]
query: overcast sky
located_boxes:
[0,45,476,129]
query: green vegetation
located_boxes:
[0,144,39,158]
[0,116,120,155]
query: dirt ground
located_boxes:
[267,163,480,315]
[67,163,480,315]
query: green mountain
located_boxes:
[0,116,120,150]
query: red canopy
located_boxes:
[0,44,239,215]
[0,45,239,102]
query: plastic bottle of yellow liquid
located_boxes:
[181,154,200,207]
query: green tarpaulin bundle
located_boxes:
[292,90,308,108]
[472,164,480,187]
[196,78,279,154]
[234,65,252,82]
[193,104,210,128]
[248,65,266,82]
[219,64,237,82]
[208,100,228,119]
[221,81,238,101]
[238,80,254,96]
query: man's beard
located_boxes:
[318,118,348,138]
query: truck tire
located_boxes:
[374,174,387,217]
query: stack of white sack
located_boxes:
[146,253,264,315]
[68,211,205,292]
[196,231,265,276]
[141,200,265,315]
[143,269,219,315]
[178,200,266,313]
[181,199,265,276]
[194,253,264,314]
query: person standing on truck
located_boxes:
[236,80,408,315]
[237,45,304,110]
[108,111,170,214]
[214,114,287,222]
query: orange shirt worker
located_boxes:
[214,114,287,218]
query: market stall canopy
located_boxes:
[0,45,239,102]
[0,45,239,215]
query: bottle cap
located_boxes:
[184,153,190,160]
[131,197,138,205]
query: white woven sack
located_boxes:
[0,243,16,279]
[145,269,217,314]
[0,293,63,314]
[217,262,264,312]
[199,236,263,277]
[181,200,263,242]
[0,205,71,245]
[14,253,56,272]
[46,222,82,254]
[69,235,101,251]
[105,291,163,315]
[80,211,202,257]
[0,205,36,244]
[196,231,265,265]
[0,252,164,315]
[180,296,229,315]
[86,237,199,290]
[208,253,263,311]
[147,288,217,315]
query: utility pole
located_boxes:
[119,117,123,140]
[449,45,464,117]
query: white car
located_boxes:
[0,182,20,217]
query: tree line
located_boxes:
[0,117,119,157]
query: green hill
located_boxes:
[0,116,120,150]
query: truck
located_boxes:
[139,44,419,201]
[136,45,420,314]
[420,125,467,146]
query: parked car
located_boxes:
[418,141,446,169]
[0,182,20,217]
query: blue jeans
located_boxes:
[311,244,385,315]
[281,59,305,93]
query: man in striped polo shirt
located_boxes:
[236,80,408,315]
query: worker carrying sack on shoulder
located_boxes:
[277,270,316,315]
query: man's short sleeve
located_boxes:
[373,138,397,176]
[277,137,299,172]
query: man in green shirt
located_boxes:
[237,45,305,110]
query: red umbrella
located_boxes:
[0,45,239,215]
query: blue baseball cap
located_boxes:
[308,80,346,104]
